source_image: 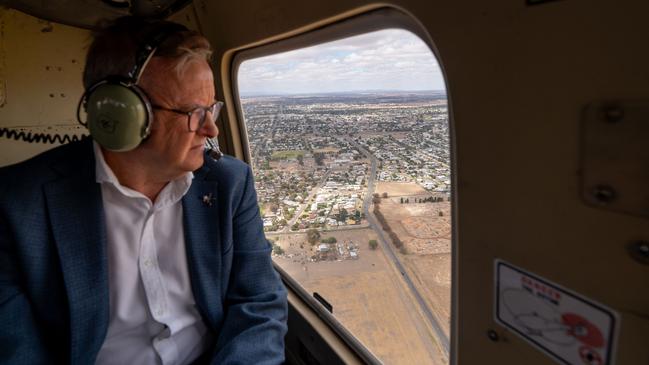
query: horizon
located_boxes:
[238,28,445,95]
[239,89,447,98]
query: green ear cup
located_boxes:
[86,83,150,151]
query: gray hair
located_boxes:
[172,45,213,78]
[83,17,212,89]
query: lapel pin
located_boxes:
[202,193,215,207]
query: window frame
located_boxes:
[228,6,456,364]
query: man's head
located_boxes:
[84,17,219,179]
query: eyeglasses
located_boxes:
[152,101,224,132]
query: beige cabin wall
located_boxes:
[0,1,647,363]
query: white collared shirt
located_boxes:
[93,142,213,365]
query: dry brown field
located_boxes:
[313,147,340,153]
[376,188,452,338]
[401,253,451,336]
[376,181,428,196]
[269,228,446,364]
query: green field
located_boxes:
[271,150,305,160]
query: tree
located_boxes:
[387,231,403,249]
[400,197,404,204]
[382,192,388,198]
[438,211,444,217]
[314,152,325,166]
[265,225,277,232]
[369,239,378,250]
[338,208,348,222]
[272,243,285,255]
[307,228,321,246]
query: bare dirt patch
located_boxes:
[376,182,427,196]
[270,228,445,364]
[401,253,451,337]
[375,183,452,338]
[380,198,451,255]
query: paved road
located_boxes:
[351,137,450,357]
[267,223,370,237]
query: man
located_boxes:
[0,17,287,364]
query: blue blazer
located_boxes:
[0,139,287,364]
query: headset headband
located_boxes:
[127,22,189,83]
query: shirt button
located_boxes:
[143,259,152,267]
[156,309,165,316]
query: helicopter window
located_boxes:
[236,28,451,364]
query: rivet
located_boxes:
[591,185,616,205]
[603,106,624,123]
[628,241,649,265]
[487,329,499,342]
[639,244,649,254]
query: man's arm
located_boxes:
[0,212,50,363]
[211,166,288,364]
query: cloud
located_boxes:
[238,29,445,95]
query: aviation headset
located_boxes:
[77,22,189,151]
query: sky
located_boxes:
[238,29,446,96]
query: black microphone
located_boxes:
[206,138,222,160]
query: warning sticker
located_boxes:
[494,260,619,365]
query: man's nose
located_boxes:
[199,114,219,138]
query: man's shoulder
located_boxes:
[201,154,252,184]
[0,139,93,192]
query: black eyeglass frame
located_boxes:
[151,101,224,132]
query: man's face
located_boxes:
[138,58,218,179]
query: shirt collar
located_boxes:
[93,141,194,208]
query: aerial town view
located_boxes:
[242,91,451,364]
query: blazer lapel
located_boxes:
[183,164,223,328]
[44,142,109,364]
